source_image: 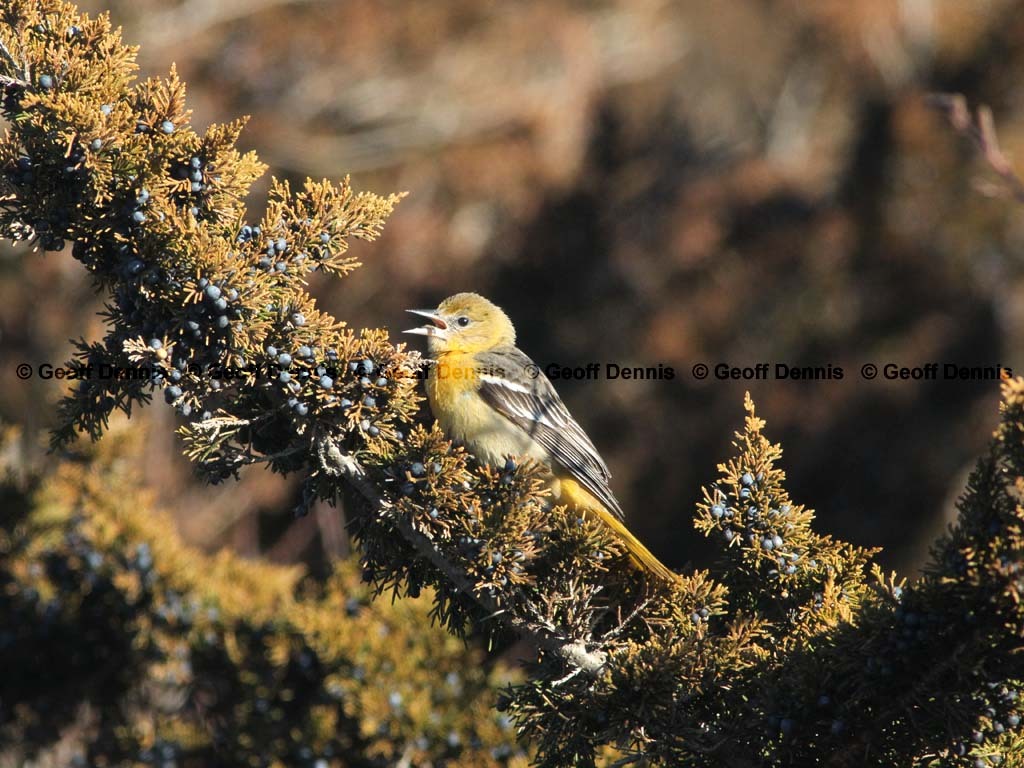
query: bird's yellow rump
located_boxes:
[404,292,678,583]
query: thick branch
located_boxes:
[315,436,608,676]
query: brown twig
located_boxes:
[928,92,1024,204]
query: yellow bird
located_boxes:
[404,292,678,583]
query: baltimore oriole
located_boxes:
[404,292,678,583]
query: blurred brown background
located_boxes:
[4,0,1024,576]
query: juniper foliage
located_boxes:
[0,423,523,766]
[2,2,1023,766]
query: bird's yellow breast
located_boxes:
[426,353,547,467]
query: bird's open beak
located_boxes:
[403,308,449,339]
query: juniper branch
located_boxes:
[315,436,608,674]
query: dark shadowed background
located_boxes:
[3,0,1024,576]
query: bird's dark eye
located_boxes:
[456,316,471,327]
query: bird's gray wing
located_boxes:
[474,346,625,520]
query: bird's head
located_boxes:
[404,292,516,355]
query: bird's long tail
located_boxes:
[558,478,679,583]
